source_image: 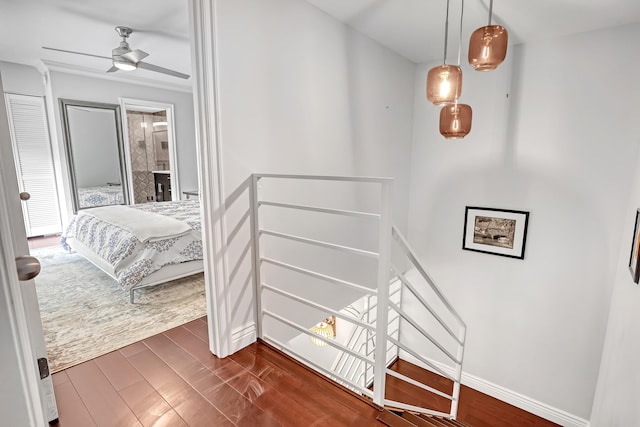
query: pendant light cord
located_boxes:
[488,0,493,25]
[457,0,464,67]
[443,0,450,64]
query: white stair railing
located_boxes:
[251,174,466,419]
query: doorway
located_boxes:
[120,98,180,204]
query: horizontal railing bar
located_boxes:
[385,369,454,401]
[262,335,374,398]
[390,301,460,364]
[261,283,375,332]
[392,225,466,327]
[393,267,463,346]
[383,400,452,418]
[387,336,456,382]
[261,257,377,295]
[253,173,393,183]
[262,310,375,365]
[259,201,380,220]
[260,229,379,259]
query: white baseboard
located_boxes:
[230,322,256,353]
[400,353,589,427]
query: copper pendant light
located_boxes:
[468,0,508,71]
[440,103,472,139]
[426,0,462,105]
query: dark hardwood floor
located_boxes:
[385,360,560,427]
[51,318,560,426]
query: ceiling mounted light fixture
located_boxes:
[310,316,336,347]
[113,59,137,71]
[440,0,472,139]
[468,0,508,71]
[426,0,462,105]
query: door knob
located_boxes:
[19,192,30,201]
[15,255,41,281]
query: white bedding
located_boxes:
[82,205,191,242]
[61,200,202,292]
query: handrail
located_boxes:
[252,174,466,420]
[253,173,393,183]
[261,257,376,295]
[389,301,460,364]
[262,335,374,398]
[261,229,379,258]
[392,267,463,346]
[263,310,375,365]
[262,283,375,332]
[392,225,466,328]
[259,200,380,220]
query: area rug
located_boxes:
[31,245,207,373]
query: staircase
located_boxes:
[378,410,472,427]
[250,174,467,422]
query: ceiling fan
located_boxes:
[43,26,189,80]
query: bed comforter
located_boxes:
[61,200,202,291]
[78,185,125,208]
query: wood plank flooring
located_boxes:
[51,318,560,426]
[385,359,560,427]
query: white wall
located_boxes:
[406,23,640,421]
[0,61,44,96]
[47,70,198,220]
[590,36,640,424]
[214,0,416,348]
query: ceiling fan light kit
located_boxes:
[113,59,137,71]
[468,0,508,71]
[41,26,189,80]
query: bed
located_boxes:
[78,184,125,208]
[61,200,204,302]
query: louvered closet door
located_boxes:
[5,93,62,237]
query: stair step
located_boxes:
[377,410,419,427]
[427,416,465,427]
[421,415,470,427]
[378,410,471,427]
[420,416,453,427]
[400,412,442,426]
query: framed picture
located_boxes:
[463,206,530,259]
[628,209,640,283]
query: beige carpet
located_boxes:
[32,245,207,373]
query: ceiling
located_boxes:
[0,0,192,88]
[306,0,640,63]
[0,0,639,88]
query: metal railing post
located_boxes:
[372,181,392,406]
[249,174,263,339]
[451,324,466,419]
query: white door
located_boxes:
[0,74,58,423]
[5,93,62,237]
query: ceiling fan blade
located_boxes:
[137,61,190,79]
[106,66,119,73]
[121,49,149,63]
[42,46,112,61]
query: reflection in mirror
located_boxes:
[60,99,129,212]
[125,109,172,203]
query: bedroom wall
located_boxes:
[0,61,44,96]
[47,70,198,221]
[405,23,640,423]
[589,39,640,423]
[213,0,415,349]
